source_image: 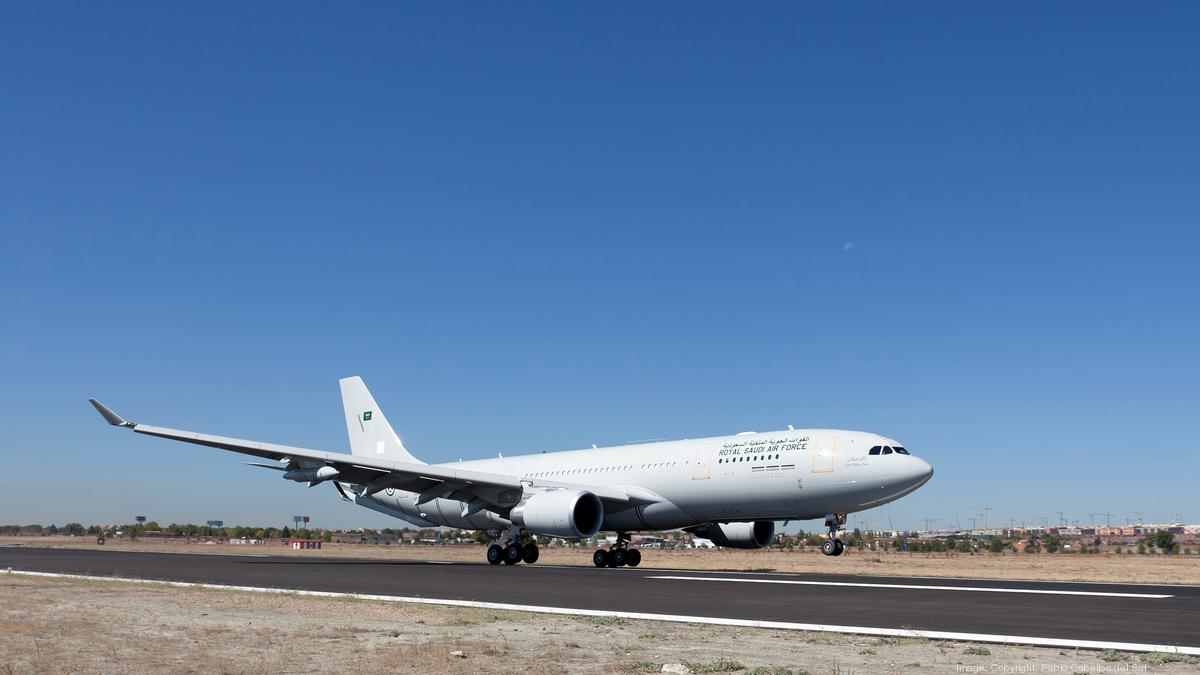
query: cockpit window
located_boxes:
[894,446,910,455]
[868,446,881,455]
[882,446,893,455]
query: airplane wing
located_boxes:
[89,399,650,513]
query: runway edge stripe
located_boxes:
[7,569,1198,656]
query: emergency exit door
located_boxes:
[691,447,714,479]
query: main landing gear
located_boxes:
[820,512,847,557]
[486,530,540,565]
[593,532,641,568]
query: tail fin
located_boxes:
[339,376,424,465]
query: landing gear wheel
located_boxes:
[487,544,504,565]
[626,549,641,567]
[821,539,837,556]
[522,543,540,564]
[593,549,610,568]
[833,540,845,556]
[503,543,522,565]
[609,548,627,567]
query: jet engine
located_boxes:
[688,521,775,549]
[509,489,603,539]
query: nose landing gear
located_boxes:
[821,513,847,557]
[593,532,641,568]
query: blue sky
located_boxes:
[1,4,1197,530]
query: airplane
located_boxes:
[90,377,934,567]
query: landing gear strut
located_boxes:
[593,532,641,568]
[821,513,846,557]
[486,529,539,566]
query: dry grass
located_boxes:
[8,536,1200,584]
[3,572,1198,674]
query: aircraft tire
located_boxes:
[592,549,609,567]
[503,543,522,565]
[522,543,540,564]
[487,544,504,565]
[609,548,627,567]
[820,539,837,556]
[626,549,641,567]
[833,539,845,556]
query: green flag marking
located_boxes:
[362,411,372,421]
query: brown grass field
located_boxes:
[3,572,1199,674]
[6,535,1200,584]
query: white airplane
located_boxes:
[90,377,933,567]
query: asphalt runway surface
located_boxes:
[5,547,1198,652]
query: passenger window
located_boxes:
[882,447,893,455]
[868,446,881,455]
[894,446,910,455]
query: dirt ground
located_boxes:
[6,536,1200,585]
[2,573,1197,675]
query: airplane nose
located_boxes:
[914,457,934,483]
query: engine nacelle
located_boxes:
[689,521,775,549]
[509,489,603,539]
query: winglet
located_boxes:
[89,399,134,427]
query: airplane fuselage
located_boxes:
[353,428,934,533]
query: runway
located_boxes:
[5,548,1198,654]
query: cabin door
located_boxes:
[812,437,836,473]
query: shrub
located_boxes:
[963,646,992,656]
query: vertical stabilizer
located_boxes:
[339,376,424,465]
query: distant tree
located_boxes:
[1043,535,1062,553]
[988,538,1004,554]
[1153,531,1176,553]
[1137,543,1146,555]
[957,539,971,553]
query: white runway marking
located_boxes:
[646,575,1174,598]
[6,569,1197,656]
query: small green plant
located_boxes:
[689,658,746,673]
[1139,652,1198,665]
[963,646,991,656]
[576,615,628,626]
[626,662,661,673]
[638,632,667,641]
[746,668,799,675]
[1096,650,1126,662]
[858,648,876,655]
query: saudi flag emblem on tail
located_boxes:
[362,411,372,421]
